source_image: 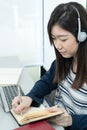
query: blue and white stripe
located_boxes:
[54,70,87,114]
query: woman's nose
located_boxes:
[54,40,63,50]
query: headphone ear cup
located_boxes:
[77,31,87,42]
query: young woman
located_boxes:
[12,2,87,130]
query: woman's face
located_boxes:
[51,24,79,58]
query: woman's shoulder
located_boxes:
[51,59,56,67]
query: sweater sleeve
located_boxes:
[26,60,57,107]
[70,114,87,130]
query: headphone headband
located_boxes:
[71,5,87,42]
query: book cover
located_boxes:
[11,104,64,125]
[14,120,55,130]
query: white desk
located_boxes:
[0,68,64,130]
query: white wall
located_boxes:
[43,0,86,70]
[0,0,86,69]
[0,0,43,66]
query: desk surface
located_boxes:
[0,68,64,130]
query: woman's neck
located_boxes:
[72,57,77,73]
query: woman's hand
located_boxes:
[12,96,32,114]
[47,105,72,127]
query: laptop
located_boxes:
[0,56,24,112]
[0,56,23,86]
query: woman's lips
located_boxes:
[59,51,66,55]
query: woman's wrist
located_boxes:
[25,96,33,107]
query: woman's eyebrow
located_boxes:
[51,34,68,38]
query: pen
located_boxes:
[18,85,22,116]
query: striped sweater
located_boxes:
[54,70,87,114]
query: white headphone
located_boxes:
[72,5,87,42]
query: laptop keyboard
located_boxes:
[0,85,24,112]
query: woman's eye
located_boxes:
[52,37,57,41]
[61,39,67,42]
[52,37,56,40]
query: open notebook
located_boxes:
[11,104,64,125]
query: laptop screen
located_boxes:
[0,56,23,86]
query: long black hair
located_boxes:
[47,2,87,89]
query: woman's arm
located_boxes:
[12,60,57,114]
[26,60,57,106]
